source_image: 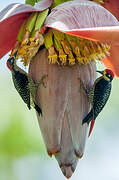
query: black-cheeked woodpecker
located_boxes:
[81,69,114,136]
[7,51,47,116]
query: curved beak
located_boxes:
[13,50,18,58]
[96,70,104,75]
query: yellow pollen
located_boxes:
[44,30,111,66]
[61,40,75,64]
[68,58,76,65]
[10,32,44,66]
[58,48,67,65]
[29,38,34,42]
[61,40,71,54]
[48,46,59,64]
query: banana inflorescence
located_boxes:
[10,1,110,67]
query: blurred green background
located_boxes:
[0,1,119,180]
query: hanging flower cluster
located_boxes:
[0,0,119,178]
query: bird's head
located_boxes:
[6,51,17,71]
[96,69,114,82]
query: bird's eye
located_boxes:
[106,74,112,80]
[10,58,14,63]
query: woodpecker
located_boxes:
[81,69,114,136]
[7,51,47,116]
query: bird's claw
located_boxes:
[78,78,88,94]
[82,118,90,125]
[37,74,48,88]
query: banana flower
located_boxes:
[0,0,119,178]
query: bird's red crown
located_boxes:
[105,69,114,79]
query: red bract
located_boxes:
[103,0,119,20]
[101,0,119,76]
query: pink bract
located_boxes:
[29,48,96,178]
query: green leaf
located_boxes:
[51,0,71,8]
[25,0,41,6]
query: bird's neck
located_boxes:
[13,63,21,72]
[12,63,27,76]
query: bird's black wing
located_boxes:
[83,78,111,124]
[12,71,31,109]
[93,78,111,119]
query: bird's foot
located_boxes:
[36,74,48,88]
[78,78,89,94]
[82,118,91,125]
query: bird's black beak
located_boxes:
[13,50,18,58]
[96,70,104,75]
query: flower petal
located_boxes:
[34,0,54,10]
[103,45,119,77]
[43,1,119,43]
[29,49,96,178]
[0,0,53,58]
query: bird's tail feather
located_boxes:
[27,104,31,110]
[88,119,95,137]
[82,110,95,137]
[34,102,42,116]
[82,111,93,125]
